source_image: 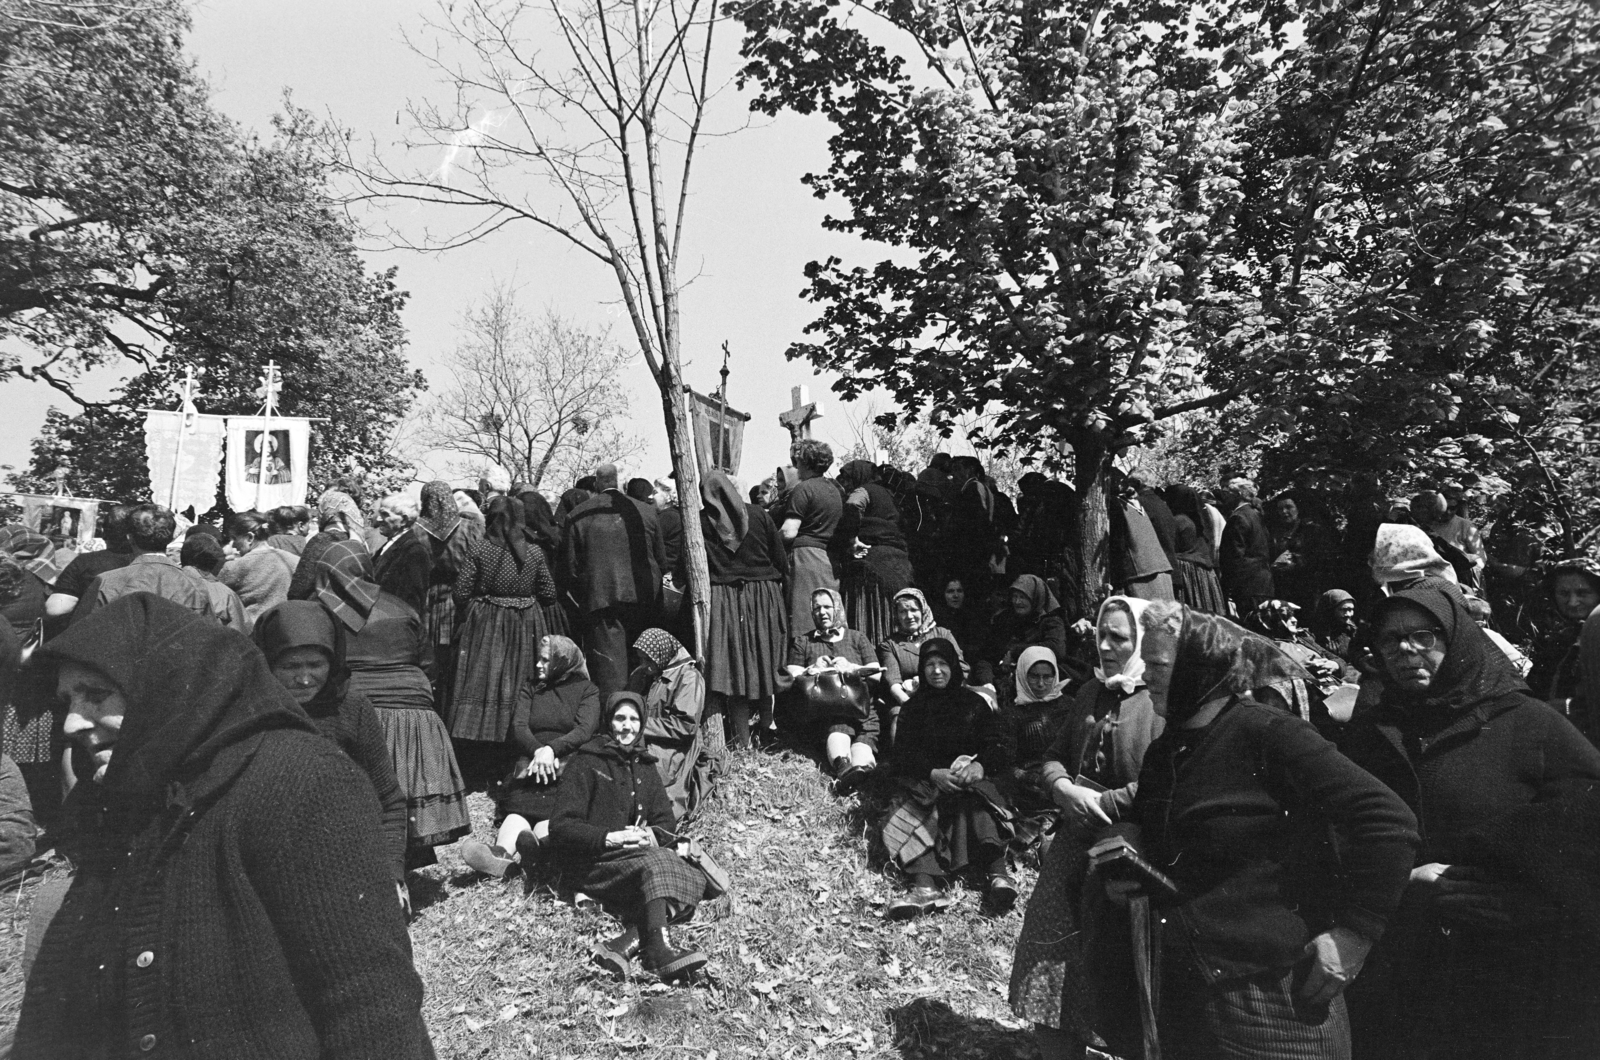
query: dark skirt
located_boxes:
[705,580,787,700]
[449,598,545,743]
[494,771,563,823]
[372,702,472,847]
[840,547,913,646]
[1174,559,1228,615]
[788,546,837,632]
[558,845,709,923]
[541,601,572,639]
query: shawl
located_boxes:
[1137,601,1315,723]
[1309,589,1355,642]
[539,633,589,688]
[520,490,561,555]
[1009,574,1061,620]
[312,540,382,633]
[484,495,528,569]
[1370,523,1457,591]
[316,489,363,530]
[1244,598,1304,640]
[700,469,750,553]
[837,460,879,493]
[1370,578,1527,715]
[252,601,350,709]
[892,587,937,638]
[1164,484,1216,567]
[40,593,316,805]
[1015,644,1071,704]
[1094,596,1150,693]
[416,480,462,541]
[0,526,65,586]
[633,627,687,671]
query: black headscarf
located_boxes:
[41,593,317,806]
[837,460,879,493]
[1137,601,1315,723]
[252,601,350,712]
[1370,578,1527,715]
[917,637,966,691]
[1164,484,1216,567]
[520,490,560,555]
[484,495,528,569]
[700,469,750,553]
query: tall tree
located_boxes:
[734,0,1267,610]
[335,0,728,657]
[425,285,645,489]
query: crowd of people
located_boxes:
[0,442,1597,1060]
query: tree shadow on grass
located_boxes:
[887,997,1039,1060]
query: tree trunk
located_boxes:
[1068,437,1111,621]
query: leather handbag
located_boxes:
[795,668,873,725]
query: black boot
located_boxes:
[640,926,707,984]
[514,829,543,869]
[589,926,641,978]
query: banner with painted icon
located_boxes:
[225,416,312,510]
[144,408,227,516]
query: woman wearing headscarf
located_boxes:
[932,576,993,668]
[1165,485,1228,615]
[1335,579,1600,1060]
[1310,589,1360,664]
[0,529,63,809]
[316,541,471,864]
[17,594,433,1060]
[459,635,600,878]
[450,495,557,770]
[987,574,1084,688]
[518,488,573,639]
[883,637,1016,918]
[630,628,709,821]
[997,644,1077,856]
[780,586,882,787]
[878,587,967,747]
[547,692,715,984]
[415,479,483,715]
[834,460,916,645]
[222,511,300,627]
[253,601,409,882]
[1108,601,1418,1060]
[700,469,789,750]
[1010,597,1165,1060]
[1527,553,1600,719]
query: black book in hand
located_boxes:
[1087,836,1182,903]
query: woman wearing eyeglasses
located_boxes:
[1337,578,1600,1060]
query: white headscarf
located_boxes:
[1093,596,1151,694]
[1013,644,1070,704]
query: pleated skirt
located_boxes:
[449,598,545,743]
[788,546,838,632]
[705,580,787,699]
[1174,559,1229,615]
[841,570,897,647]
[374,705,472,847]
[541,601,572,640]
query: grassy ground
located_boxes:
[1,750,1044,1059]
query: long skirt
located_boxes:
[449,598,545,743]
[1009,821,1142,1052]
[840,547,913,647]
[705,580,787,700]
[1174,559,1228,615]
[422,582,458,715]
[374,704,472,848]
[558,845,709,923]
[787,546,838,632]
[541,601,572,640]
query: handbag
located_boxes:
[679,837,731,899]
[794,667,875,726]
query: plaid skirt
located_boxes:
[448,598,546,743]
[560,845,710,922]
[1174,559,1229,615]
[374,705,472,847]
[705,580,787,700]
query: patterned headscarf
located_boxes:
[538,634,589,687]
[316,489,364,531]
[633,627,688,671]
[1370,523,1457,592]
[891,587,936,638]
[1014,644,1069,704]
[0,525,64,586]
[416,480,462,540]
[312,539,382,632]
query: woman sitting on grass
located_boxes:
[997,645,1077,857]
[778,587,882,790]
[550,692,715,985]
[882,637,1016,919]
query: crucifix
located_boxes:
[779,385,825,442]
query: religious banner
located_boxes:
[144,408,227,515]
[686,387,750,476]
[225,415,313,510]
[13,493,101,550]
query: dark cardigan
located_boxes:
[509,675,602,760]
[13,729,431,1060]
[548,737,679,853]
[302,686,409,881]
[892,685,1012,781]
[1130,697,1419,984]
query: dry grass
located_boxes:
[1,750,1044,1059]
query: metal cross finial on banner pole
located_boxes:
[716,341,731,468]
[254,362,283,510]
[167,368,201,510]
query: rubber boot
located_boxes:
[640,927,707,984]
[589,926,641,978]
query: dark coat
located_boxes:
[549,737,678,853]
[373,528,432,615]
[510,675,602,761]
[1219,503,1274,603]
[558,490,666,614]
[893,684,1012,782]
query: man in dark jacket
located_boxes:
[560,463,668,696]
[1219,479,1275,615]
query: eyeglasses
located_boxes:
[1374,629,1442,655]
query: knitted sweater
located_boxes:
[303,687,409,881]
[13,729,431,1060]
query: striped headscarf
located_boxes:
[312,539,382,632]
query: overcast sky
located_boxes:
[2,0,931,492]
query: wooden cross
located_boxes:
[779,385,825,442]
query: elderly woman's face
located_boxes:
[1336,600,1357,626]
[270,646,331,705]
[59,662,127,784]
[1098,607,1136,676]
[811,593,838,630]
[1011,589,1033,617]
[611,703,642,746]
[894,597,922,634]
[1553,572,1600,624]
[1373,603,1448,692]
[943,581,965,610]
[923,655,953,690]
[536,640,554,682]
[1026,660,1058,699]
